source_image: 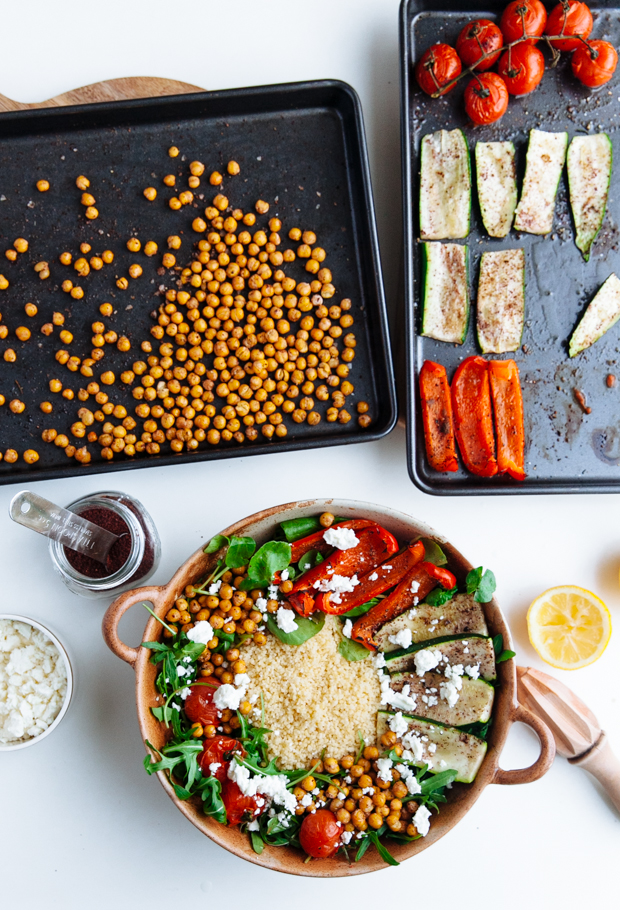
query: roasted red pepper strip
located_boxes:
[288,525,399,616]
[452,356,498,477]
[316,541,425,615]
[489,359,526,481]
[418,561,456,590]
[289,519,376,564]
[419,360,459,472]
[351,562,441,651]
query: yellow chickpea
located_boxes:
[116,277,129,290]
[169,197,182,210]
[255,199,269,214]
[192,218,207,233]
[5,249,17,262]
[24,303,38,317]
[85,206,98,220]
[162,253,176,268]
[71,286,84,299]
[0,275,9,290]
[144,241,158,257]
[126,238,141,253]
[59,330,73,344]
[102,250,114,264]
[227,160,240,176]
[90,256,103,270]
[36,179,50,192]
[9,399,25,414]
[15,326,31,341]
[4,449,18,463]
[76,175,90,190]
[101,371,115,385]
[209,171,223,186]
[168,146,180,157]
[14,238,29,253]
[143,187,157,201]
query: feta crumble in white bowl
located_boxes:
[0,614,73,752]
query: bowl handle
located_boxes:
[102,585,165,668]
[492,703,556,785]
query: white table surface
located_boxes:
[1,1,618,906]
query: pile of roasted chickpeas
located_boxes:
[0,148,371,466]
[292,740,421,839]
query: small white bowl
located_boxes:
[0,613,74,751]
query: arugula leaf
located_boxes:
[226,536,256,569]
[250,831,265,854]
[141,641,170,652]
[199,777,227,824]
[239,540,292,589]
[150,705,174,723]
[466,567,496,603]
[205,534,229,554]
[338,637,371,662]
[340,596,381,618]
[368,830,399,866]
[497,648,516,663]
[297,548,324,574]
[355,835,372,862]
[420,769,458,795]
[425,585,457,607]
[418,538,447,567]
[266,611,325,646]
[177,642,207,661]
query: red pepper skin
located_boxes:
[452,356,498,477]
[351,562,440,650]
[317,541,425,615]
[418,562,457,590]
[288,526,399,617]
[419,361,459,472]
[289,519,376,564]
[488,359,526,481]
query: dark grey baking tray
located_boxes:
[0,80,396,484]
[401,0,620,494]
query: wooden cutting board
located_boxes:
[0,76,204,113]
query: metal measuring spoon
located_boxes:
[9,490,120,564]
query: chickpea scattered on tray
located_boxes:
[0,149,372,468]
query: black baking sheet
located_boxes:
[0,80,396,484]
[401,0,620,494]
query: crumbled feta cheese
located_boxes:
[276,607,298,634]
[300,793,313,807]
[0,620,69,745]
[176,664,188,677]
[439,663,464,707]
[228,758,297,813]
[179,687,192,700]
[402,730,425,762]
[213,672,250,711]
[342,619,353,639]
[313,573,360,604]
[414,649,442,676]
[376,757,393,783]
[373,652,387,670]
[186,620,214,646]
[465,663,480,680]
[209,762,221,776]
[281,569,289,581]
[208,580,222,595]
[397,764,422,796]
[410,580,420,593]
[247,819,260,831]
[388,628,413,650]
[255,597,268,611]
[323,527,359,550]
[413,804,431,837]
[341,831,353,845]
[388,711,409,738]
[368,572,379,581]
[268,584,280,600]
[382,565,393,571]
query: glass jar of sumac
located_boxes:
[48,491,161,598]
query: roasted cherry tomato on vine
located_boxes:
[497,43,545,94]
[464,73,509,125]
[572,39,618,86]
[299,809,341,858]
[183,678,221,727]
[500,0,547,45]
[415,43,462,96]
[546,1,592,51]
[456,19,504,70]
[198,735,241,782]
[221,778,261,826]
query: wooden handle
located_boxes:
[493,703,556,785]
[570,732,620,814]
[0,76,204,112]
[102,585,166,667]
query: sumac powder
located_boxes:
[64,507,132,579]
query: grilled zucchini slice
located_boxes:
[514,129,568,235]
[420,129,471,240]
[567,133,612,261]
[384,634,496,680]
[569,273,620,357]
[389,671,495,726]
[475,141,517,238]
[375,594,488,652]
[421,241,469,344]
[476,249,525,354]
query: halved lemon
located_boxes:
[527,585,612,670]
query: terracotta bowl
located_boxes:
[102,498,555,876]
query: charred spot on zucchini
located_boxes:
[419,128,471,240]
[476,249,525,355]
[421,242,469,344]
